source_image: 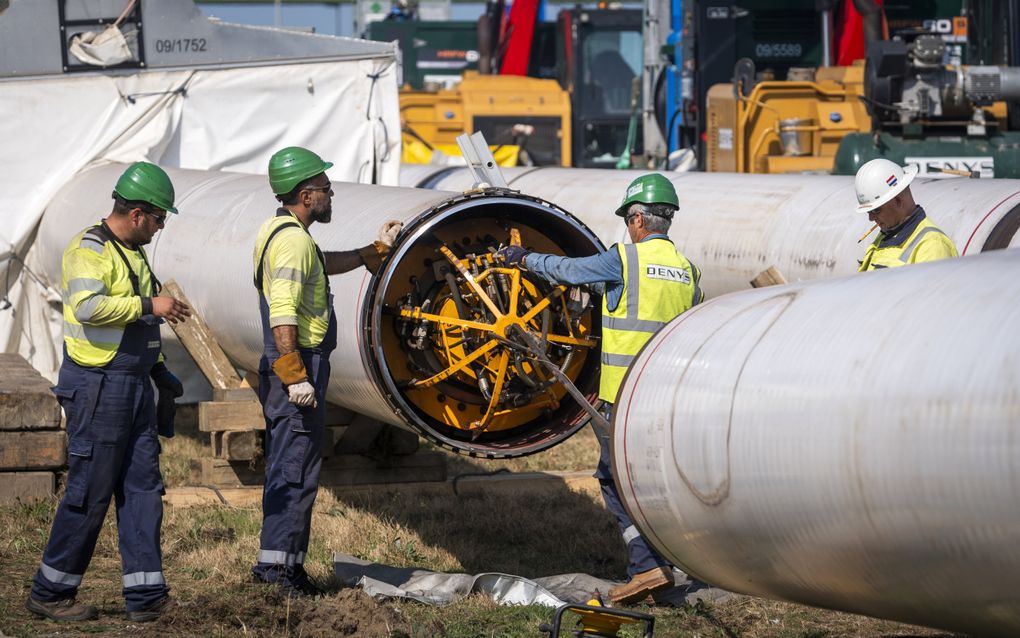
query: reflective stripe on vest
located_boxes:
[252,211,332,349]
[62,225,159,367]
[600,239,700,402]
[859,219,957,272]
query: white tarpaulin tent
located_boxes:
[0,0,401,383]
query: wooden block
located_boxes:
[192,451,447,488]
[192,457,265,487]
[198,400,264,432]
[324,402,356,426]
[336,415,387,454]
[374,426,421,456]
[212,430,261,461]
[212,387,259,402]
[0,431,66,470]
[750,266,788,288]
[0,354,62,430]
[320,425,348,459]
[0,471,56,504]
[163,280,243,391]
[0,389,62,431]
[319,452,446,485]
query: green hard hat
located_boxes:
[113,162,177,214]
[268,147,333,195]
[614,173,679,218]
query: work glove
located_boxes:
[378,220,403,247]
[358,241,390,276]
[271,351,317,408]
[287,381,317,408]
[151,362,184,438]
[496,245,531,267]
[271,351,309,386]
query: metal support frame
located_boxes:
[57,0,146,73]
[456,131,508,189]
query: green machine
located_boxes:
[835,0,1020,178]
[367,20,481,89]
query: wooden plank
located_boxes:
[320,425,348,459]
[0,354,62,430]
[749,266,788,288]
[214,430,261,461]
[212,386,259,402]
[0,389,62,431]
[198,400,264,432]
[192,451,447,488]
[192,457,264,487]
[164,470,600,509]
[0,431,66,470]
[320,456,446,486]
[0,471,56,504]
[163,280,243,390]
[324,403,356,426]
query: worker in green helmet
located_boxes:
[250,146,402,596]
[497,173,704,606]
[28,162,190,624]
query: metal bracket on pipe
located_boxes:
[456,131,508,190]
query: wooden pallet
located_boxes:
[0,354,64,503]
[166,280,435,488]
[190,451,448,488]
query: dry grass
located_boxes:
[0,411,953,637]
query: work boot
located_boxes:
[608,567,674,606]
[125,596,175,623]
[253,569,325,598]
[25,596,99,622]
[287,568,326,598]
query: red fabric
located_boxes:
[499,0,540,76]
[834,0,884,65]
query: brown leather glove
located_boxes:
[358,240,391,275]
[271,351,309,386]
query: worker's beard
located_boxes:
[310,201,332,224]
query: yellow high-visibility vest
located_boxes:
[252,211,331,348]
[859,215,957,272]
[600,238,702,402]
[62,225,157,367]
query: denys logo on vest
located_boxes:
[645,264,691,284]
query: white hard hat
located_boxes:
[854,158,917,213]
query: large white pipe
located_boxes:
[40,164,605,457]
[400,166,1020,297]
[611,249,1020,636]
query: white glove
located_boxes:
[378,220,403,247]
[287,381,317,408]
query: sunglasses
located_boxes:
[142,208,167,225]
[303,184,333,194]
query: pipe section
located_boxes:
[399,166,1020,297]
[612,249,1020,637]
[40,164,605,457]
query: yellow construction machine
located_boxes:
[400,72,571,167]
[705,63,871,174]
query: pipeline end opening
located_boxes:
[366,193,605,458]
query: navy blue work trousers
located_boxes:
[252,349,330,585]
[31,361,168,611]
[595,402,670,578]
